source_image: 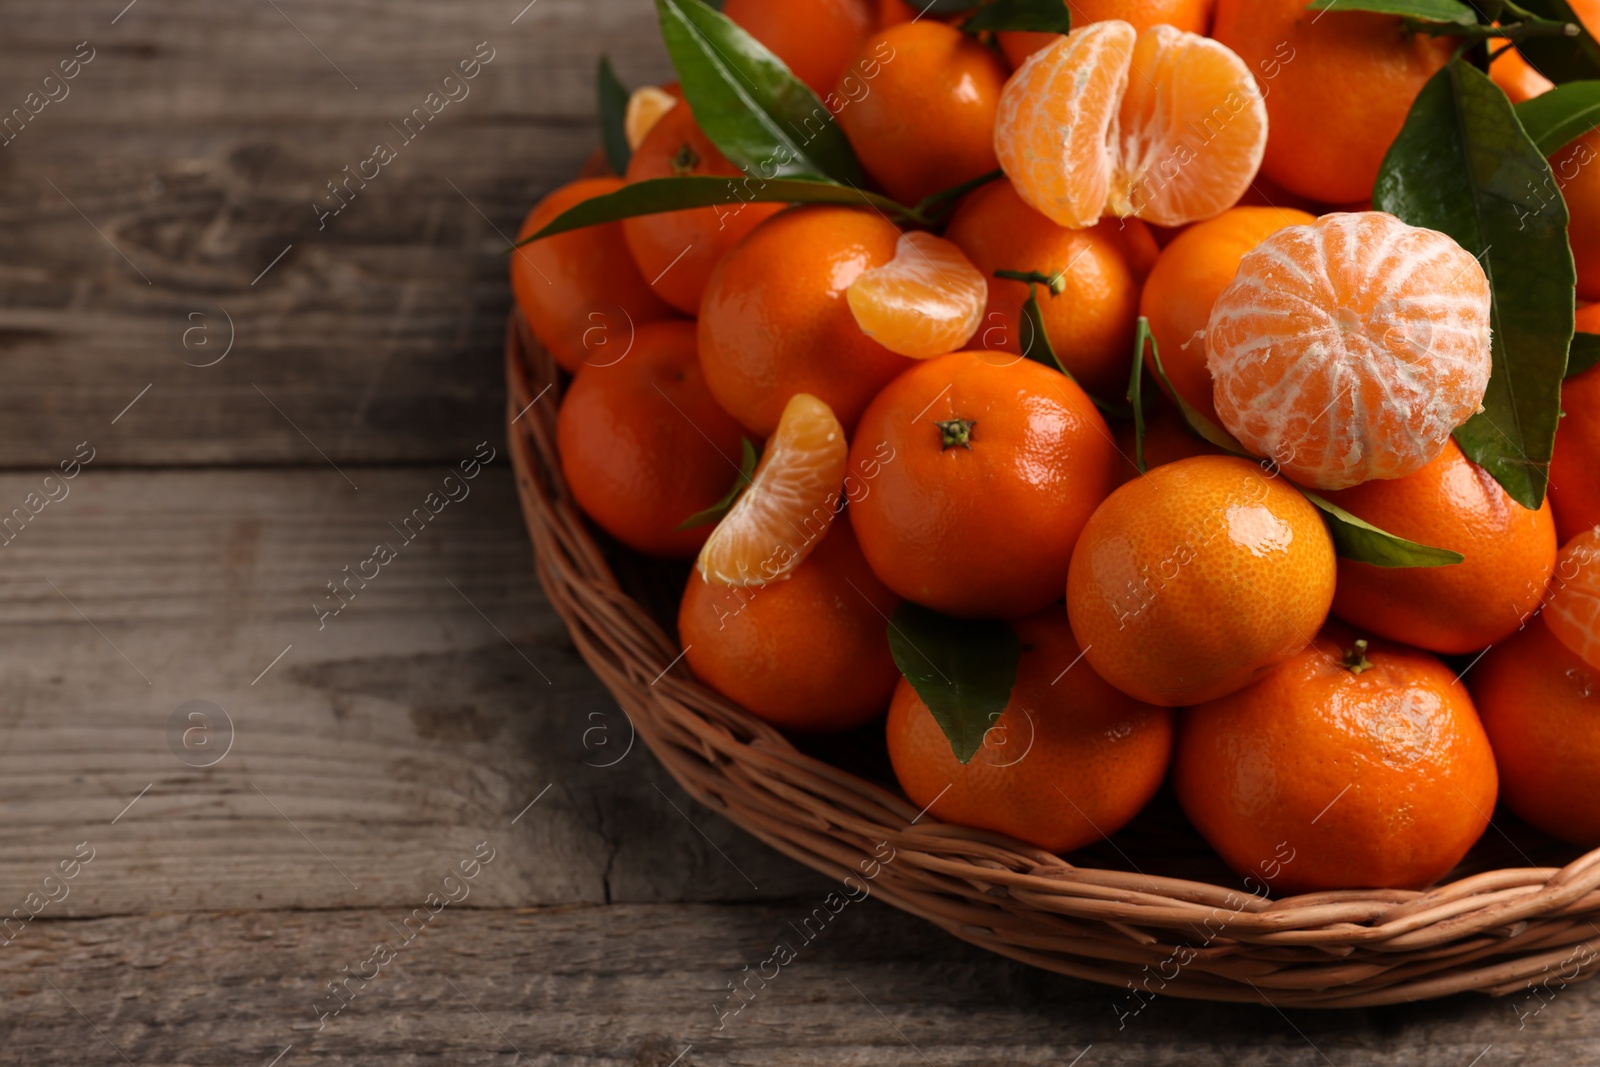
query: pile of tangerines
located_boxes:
[514,0,1600,897]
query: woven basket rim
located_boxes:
[505,308,1600,1008]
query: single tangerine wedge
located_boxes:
[993,19,1266,230]
[696,393,849,587]
[846,232,987,359]
[624,86,678,150]
[1207,212,1493,491]
[1545,528,1600,672]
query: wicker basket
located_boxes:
[505,308,1600,1007]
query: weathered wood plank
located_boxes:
[4,903,1593,1065]
[0,0,674,467]
[0,467,827,917]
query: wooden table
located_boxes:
[1,2,1593,1062]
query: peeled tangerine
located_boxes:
[1207,212,1493,491]
[696,393,848,587]
[846,232,987,358]
[993,19,1267,229]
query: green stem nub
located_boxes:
[936,418,975,451]
[1341,639,1374,676]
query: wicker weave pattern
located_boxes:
[506,310,1600,1007]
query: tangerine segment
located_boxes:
[697,393,849,587]
[1206,212,1493,491]
[993,20,1134,229]
[624,86,678,150]
[846,232,987,359]
[1544,528,1600,672]
[1110,25,1266,227]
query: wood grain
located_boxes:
[0,0,673,468]
[6,903,1595,1065]
[0,466,828,919]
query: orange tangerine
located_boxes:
[886,608,1174,854]
[722,0,877,97]
[697,393,849,586]
[1138,205,1317,425]
[998,0,1215,68]
[993,20,1266,229]
[835,21,1009,207]
[1206,212,1493,490]
[511,178,676,374]
[1489,42,1554,104]
[944,179,1143,399]
[846,232,987,358]
[1543,527,1600,672]
[1066,455,1336,707]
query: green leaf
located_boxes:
[513,176,919,247]
[1515,79,1600,153]
[1569,331,1600,377]
[1301,491,1466,568]
[597,57,632,177]
[1302,0,1478,24]
[656,0,864,184]
[887,603,1019,765]
[1514,0,1600,83]
[677,438,759,530]
[1129,318,1150,475]
[1143,322,1251,456]
[1374,60,1572,510]
[963,0,1073,34]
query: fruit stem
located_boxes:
[936,418,975,450]
[1341,639,1374,676]
[670,142,701,176]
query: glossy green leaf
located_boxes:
[597,56,632,176]
[677,438,759,530]
[1303,0,1477,24]
[1129,318,1151,475]
[1143,322,1251,456]
[1301,491,1466,568]
[887,603,1019,765]
[1515,79,1600,153]
[1374,60,1571,510]
[513,176,918,247]
[963,0,1073,34]
[1570,331,1600,377]
[656,0,864,184]
[1515,0,1600,83]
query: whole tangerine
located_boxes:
[698,205,917,436]
[680,520,901,733]
[998,0,1215,68]
[835,21,1009,207]
[1471,616,1600,848]
[511,177,675,373]
[1066,455,1336,706]
[557,321,745,557]
[1211,0,1454,204]
[946,179,1143,399]
[1550,304,1600,542]
[1320,438,1557,655]
[887,607,1173,854]
[723,0,877,97]
[1176,625,1498,894]
[849,350,1121,619]
[622,101,784,315]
